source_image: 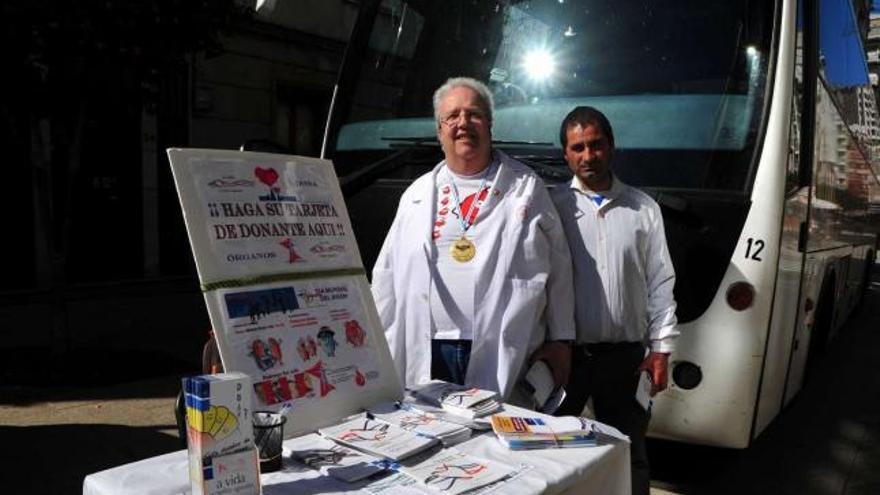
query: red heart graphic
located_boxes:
[254,167,279,187]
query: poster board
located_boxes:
[168,148,403,437]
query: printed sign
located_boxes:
[168,149,362,285]
[169,149,402,437]
[206,278,387,409]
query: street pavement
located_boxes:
[1,269,878,495]
[1,375,187,494]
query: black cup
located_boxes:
[253,411,286,473]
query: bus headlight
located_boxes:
[672,361,703,390]
[726,281,755,311]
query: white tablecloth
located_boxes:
[83,418,630,495]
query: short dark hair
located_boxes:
[559,106,615,149]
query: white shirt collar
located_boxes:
[570,174,623,208]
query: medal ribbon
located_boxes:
[446,162,493,237]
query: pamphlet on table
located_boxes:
[367,401,471,446]
[318,415,440,462]
[399,449,516,495]
[285,433,386,482]
[410,380,501,419]
[490,414,598,450]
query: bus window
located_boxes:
[334,0,775,192]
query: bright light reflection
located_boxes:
[524,49,556,81]
[746,45,758,57]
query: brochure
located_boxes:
[399,400,493,431]
[319,415,440,461]
[368,402,471,446]
[183,372,260,495]
[522,360,566,414]
[490,414,597,450]
[399,449,515,495]
[411,381,501,419]
[285,433,386,482]
[635,370,653,411]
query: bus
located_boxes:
[322,0,880,448]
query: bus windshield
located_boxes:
[333,0,775,191]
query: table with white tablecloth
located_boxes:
[84,430,629,495]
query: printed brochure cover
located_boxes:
[411,381,500,418]
[319,416,440,462]
[183,372,254,459]
[399,450,515,495]
[286,433,386,482]
[368,403,471,444]
[412,381,497,408]
[490,415,597,450]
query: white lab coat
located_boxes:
[371,151,575,401]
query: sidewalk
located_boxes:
[1,376,186,494]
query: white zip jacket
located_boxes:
[371,151,575,400]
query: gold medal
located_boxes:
[450,236,476,262]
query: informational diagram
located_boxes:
[168,149,402,436]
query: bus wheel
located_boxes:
[804,279,834,383]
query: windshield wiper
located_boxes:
[516,156,572,183]
[493,140,554,147]
[381,137,554,147]
[382,136,439,147]
[338,146,435,196]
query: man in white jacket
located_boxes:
[371,77,574,402]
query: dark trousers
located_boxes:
[431,339,471,386]
[555,342,651,495]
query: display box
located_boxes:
[184,372,260,495]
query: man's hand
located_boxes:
[530,341,572,388]
[638,352,670,396]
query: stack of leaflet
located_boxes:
[318,415,440,462]
[398,398,493,431]
[367,402,472,446]
[399,449,516,495]
[490,414,597,450]
[285,433,387,482]
[182,372,260,495]
[411,380,501,419]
